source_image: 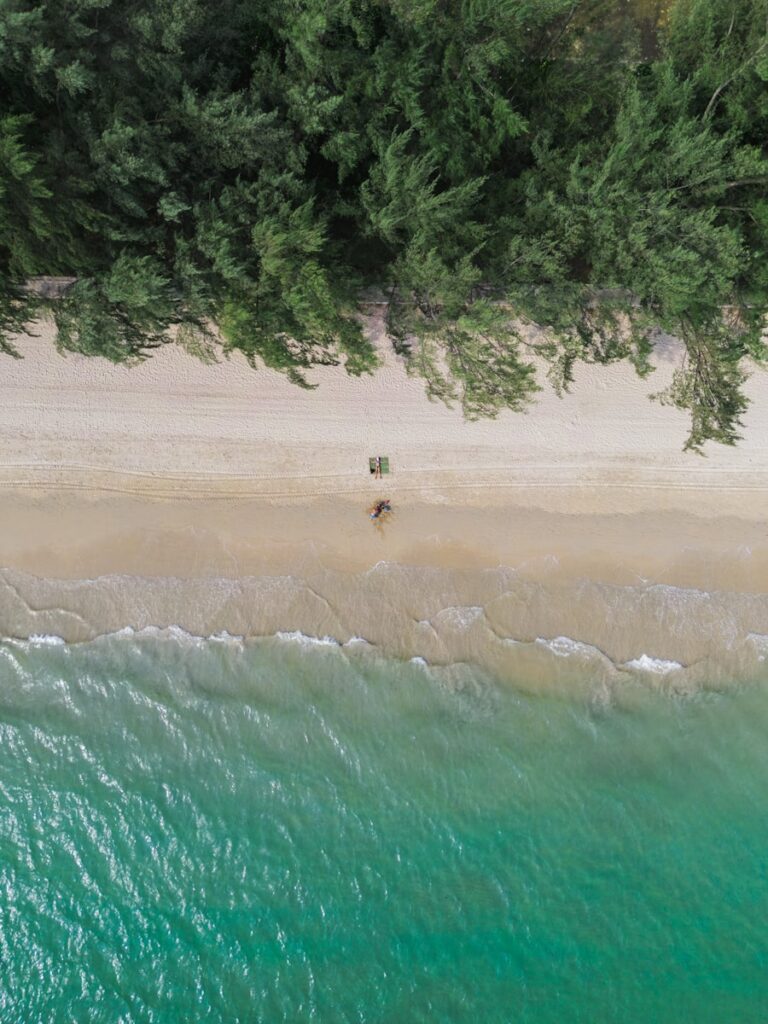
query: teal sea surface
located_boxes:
[1,631,767,1023]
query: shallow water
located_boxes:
[2,632,768,1023]
[5,564,768,694]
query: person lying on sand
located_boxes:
[370,499,392,520]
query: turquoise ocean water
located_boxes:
[1,631,767,1023]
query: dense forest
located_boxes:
[0,0,766,448]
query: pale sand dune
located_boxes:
[1,314,768,514]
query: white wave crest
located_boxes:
[535,636,597,659]
[11,634,67,648]
[624,654,683,675]
[746,633,768,661]
[101,625,245,646]
[275,631,340,648]
[433,606,485,629]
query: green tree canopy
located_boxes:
[0,0,766,446]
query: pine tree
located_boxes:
[0,0,766,447]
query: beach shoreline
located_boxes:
[3,317,768,690]
[2,489,768,695]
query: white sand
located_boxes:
[1,314,768,516]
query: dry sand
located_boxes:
[1,312,768,585]
[0,313,766,506]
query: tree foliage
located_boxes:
[0,0,766,445]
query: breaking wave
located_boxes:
[2,562,768,693]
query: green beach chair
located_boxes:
[369,456,390,474]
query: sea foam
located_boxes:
[535,636,600,659]
[274,631,340,648]
[624,654,684,675]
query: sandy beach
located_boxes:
[2,312,768,575]
[2,314,768,690]
[1,313,768,507]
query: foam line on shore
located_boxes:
[4,565,768,696]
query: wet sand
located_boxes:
[2,490,768,695]
[1,489,768,592]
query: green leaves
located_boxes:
[0,115,52,276]
[54,256,176,361]
[218,200,376,381]
[653,320,752,452]
[392,290,540,418]
[54,60,93,96]
[443,301,540,419]
[500,47,768,444]
[361,130,485,253]
[387,244,539,417]
[0,278,31,356]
